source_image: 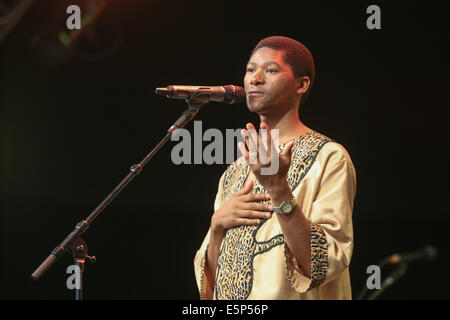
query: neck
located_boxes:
[259,108,312,145]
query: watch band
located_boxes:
[272,198,297,214]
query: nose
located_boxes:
[250,70,265,86]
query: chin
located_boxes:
[246,98,270,114]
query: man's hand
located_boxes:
[238,122,294,201]
[210,180,273,235]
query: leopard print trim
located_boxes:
[214,224,285,300]
[199,245,208,300]
[284,223,328,292]
[214,132,332,300]
[310,224,328,288]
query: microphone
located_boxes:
[155,85,246,104]
[357,245,438,300]
[386,246,438,265]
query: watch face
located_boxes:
[281,202,293,213]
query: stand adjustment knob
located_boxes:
[86,255,96,263]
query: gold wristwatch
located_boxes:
[272,198,297,214]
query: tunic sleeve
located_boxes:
[285,143,356,293]
[193,172,225,299]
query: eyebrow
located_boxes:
[246,61,281,68]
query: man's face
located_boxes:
[244,47,299,116]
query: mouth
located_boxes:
[248,91,265,97]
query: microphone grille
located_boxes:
[423,245,438,260]
[223,85,246,104]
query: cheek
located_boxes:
[273,78,296,96]
[243,74,251,88]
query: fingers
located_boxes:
[241,201,272,211]
[245,123,259,155]
[238,140,250,164]
[241,209,272,220]
[236,210,273,226]
[240,122,279,167]
[259,122,271,158]
[240,123,259,164]
[281,140,295,162]
[239,133,258,164]
[218,192,272,230]
[236,218,262,226]
[225,211,272,230]
[237,195,273,220]
[240,192,270,202]
[237,207,271,218]
[283,140,295,156]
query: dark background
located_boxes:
[1,0,448,299]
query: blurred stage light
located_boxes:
[0,0,35,43]
[29,0,123,67]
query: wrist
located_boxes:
[272,197,297,215]
[267,180,293,206]
[211,217,225,237]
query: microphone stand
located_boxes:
[31,93,209,300]
[356,254,409,300]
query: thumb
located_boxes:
[281,141,295,162]
[238,179,254,195]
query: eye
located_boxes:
[266,69,278,74]
[246,67,255,73]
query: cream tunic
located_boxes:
[194,131,356,300]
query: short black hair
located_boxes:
[251,36,315,106]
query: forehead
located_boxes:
[247,47,286,66]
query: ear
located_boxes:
[296,76,311,95]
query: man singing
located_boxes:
[194,36,356,299]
